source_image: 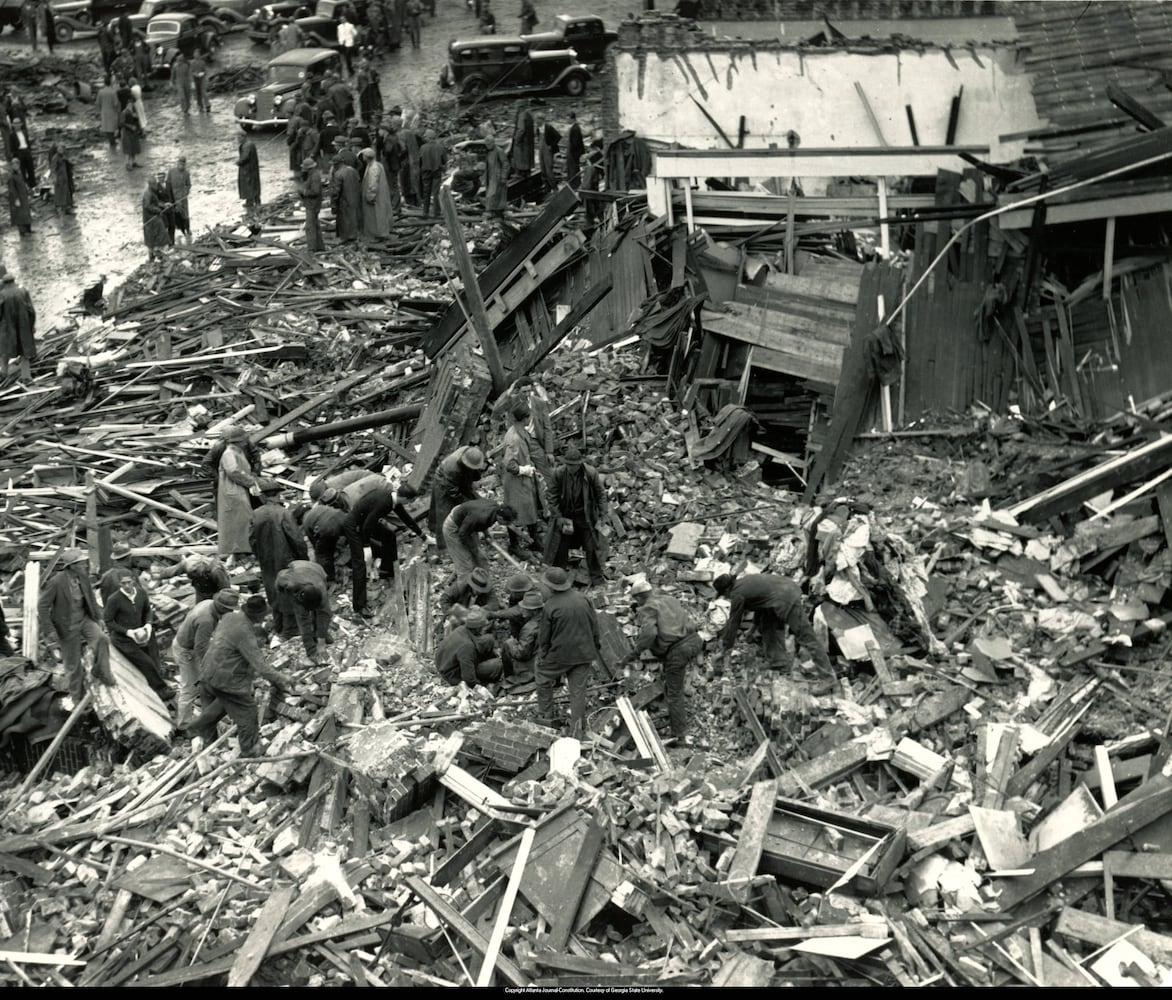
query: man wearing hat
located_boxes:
[360,146,392,239]
[544,447,609,588]
[303,490,350,584]
[98,541,138,603]
[620,579,703,742]
[501,589,544,681]
[418,128,446,219]
[489,571,537,638]
[429,445,487,552]
[249,485,309,640]
[171,588,238,728]
[329,146,362,244]
[297,156,325,252]
[439,566,501,618]
[482,130,509,219]
[103,566,170,700]
[157,551,232,605]
[443,498,518,579]
[435,607,503,688]
[217,425,260,558]
[536,566,601,737]
[376,115,403,217]
[304,475,376,620]
[713,572,833,681]
[346,479,426,583]
[0,267,36,383]
[276,560,332,664]
[186,594,297,756]
[38,546,113,702]
[499,397,545,560]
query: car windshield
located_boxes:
[147,19,182,35]
[268,63,309,84]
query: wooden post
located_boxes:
[21,560,39,660]
[1103,216,1116,301]
[878,294,892,433]
[785,180,796,275]
[439,183,505,397]
[684,181,695,234]
[877,177,891,259]
[477,825,535,987]
[85,471,100,575]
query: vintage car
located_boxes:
[245,0,309,43]
[146,11,221,73]
[439,35,590,98]
[521,14,616,67]
[127,0,233,34]
[203,0,267,28]
[234,45,340,128]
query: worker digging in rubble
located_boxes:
[171,588,239,729]
[536,566,602,738]
[428,444,487,552]
[619,579,704,743]
[344,479,428,585]
[184,594,301,757]
[302,488,350,584]
[249,483,309,641]
[500,589,544,683]
[276,559,333,665]
[439,567,502,619]
[304,480,372,620]
[488,571,540,637]
[156,551,232,605]
[38,546,114,704]
[442,497,518,579]
[435,607,504,688]
[713,572,835,689]
[103,571,171,701]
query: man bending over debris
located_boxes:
[713,572,833,680]
[435,608,503,688]
[156,551,232,605]
[276,560,333,664]
[620,579,703,742]
[171,588,238,728]
[500,589,544,681]
[442,498,518,579]
[185,594,298,757]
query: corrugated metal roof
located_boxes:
[1014,1,1172,160]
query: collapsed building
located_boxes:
[3,0,1172,988]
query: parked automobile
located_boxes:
[0,0,95,31]
[244,0,306,42]
[47,0,96,40]
[146,11,221,73]
[204,0,266,28]
[439,35,590,98]
[126,0,233,35]
[234,45,340,128]
[522,14,616,67]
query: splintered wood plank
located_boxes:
[726,779,780,902]
[227,886,298,987]
[545,822,605,951]
[995,778,1172,913]
[405,875,530,987]
[477,826,536,986]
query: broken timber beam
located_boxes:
[439,183,506,396]
[263,402,424,449]
[422,186,581,359]
[227,885,298,986]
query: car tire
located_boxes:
[562,74,586,97]
[462,76,486,97]
[55,22,73,42]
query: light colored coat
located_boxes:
[97,84,120,135]
[217,443,256,555]
[501,422,541,526]
[361,158,392,238]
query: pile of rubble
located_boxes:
[3,177,1172,987]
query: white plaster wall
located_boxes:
[615,46,1041,165]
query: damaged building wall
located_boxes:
[607,24,1040,170]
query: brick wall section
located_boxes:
[466,718,560,774]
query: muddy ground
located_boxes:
[0,0,633,339]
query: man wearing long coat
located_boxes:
[511,104,534,177]
[483,132,508,218]
[500,398,543,556]
[360,147,392,238]
[217,427,258,556]
[543,447,608,587]
[429,444,486,549]
[237,130,261,213]
[143,174,170,260]
[97,76,120,149]
[298,158,324,251]
[7,161,31,235]
[399,114,421,206]
[537,115,560,194]
[249,487,308,638]
[0,271,36,379]
[167,156,192,241]
[38,548,113,702]
[330,151,362,243]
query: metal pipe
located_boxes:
[264,402,425,448]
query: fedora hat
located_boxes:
[111,541,132,561]
[520,589,545,611]
[630,579,652,597]
[62,547,87,566]
[468,568,492,593]
[505,572,532,596]
[222,425,247,443]
[563,446,583,467]
[543,567,572,591]
[460,446,486,471]
[464,608,489,630]
[213,588,239,613]
[300,157,318,171]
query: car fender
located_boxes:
[234,95,254,118]
[554,66,591,86]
